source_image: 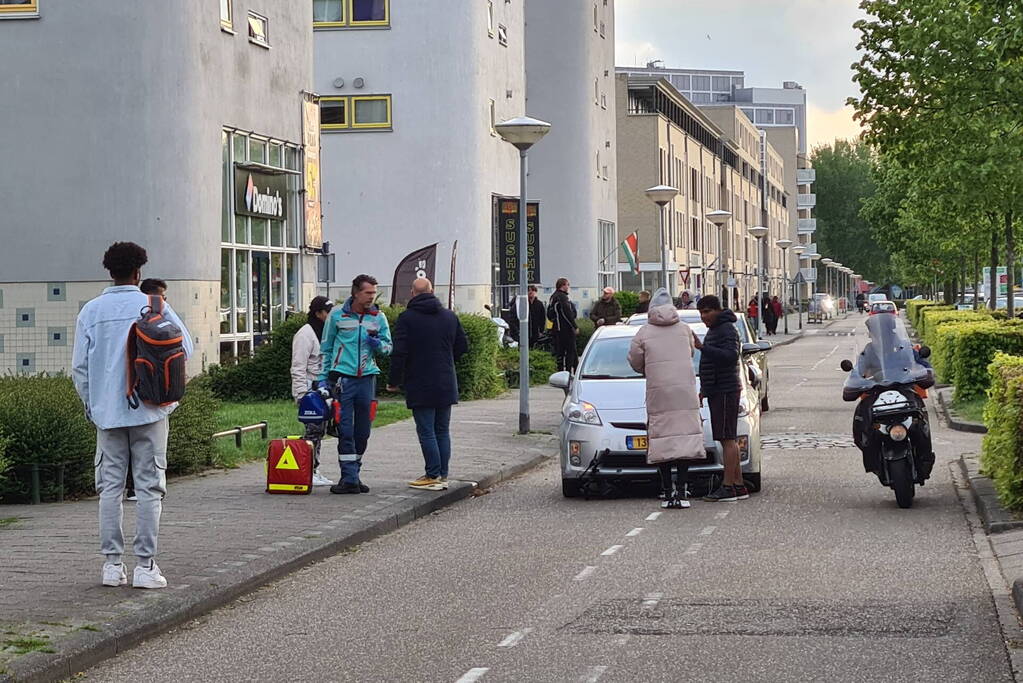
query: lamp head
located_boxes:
[776,239,793,250]
[748,225,769,239]
[792,245,806,256]
[705,209,732,227]
[820,258,833,265]
[495,116,552,150]
[644,185,679,206]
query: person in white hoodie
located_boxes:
[291,296,334,486]
[72,242,193,589]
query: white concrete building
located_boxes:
[0,0,315,373]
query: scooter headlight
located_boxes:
[889,424,909,441]
[567,401,602,426]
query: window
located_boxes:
[314,0,389,27]
[321,95,392,130]
[220,0,233,29]
[247,11,269,47]
[489,99,497,136]
[594,78,599,105]
[600,93,607,109]
[597,220,617,290]
[692,75,711,91]
[755,109,774,124]
[0,0,38,17]
[487,0,494,36]
[712,76,730,92]
[596,151,601,178]
[593,4,597,31]
[692,217,700,251]
[497,23,507,46]
[599,20,605,37]
[689,92,712,104]
[670,75,691,91]
[777,108,795,124]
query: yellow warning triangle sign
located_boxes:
[276,446,300,470]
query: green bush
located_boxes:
[166,375,221,475]
[576,318,596,355]
[209,314,307,401]
[918,308,983,345]
[497,348,558,387]
[981,353,1023,511]
[0,375,96,503]
[952,322,1023,401]
[906,300,941,329]
[614,291,640,317]
[455,314,505,400]
[0,428,11,493]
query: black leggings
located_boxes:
[658,460,690,495]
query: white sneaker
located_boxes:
[102,562,127,587]
[312,470,333,486]
[133,561,168,589]
[438,477,449,490]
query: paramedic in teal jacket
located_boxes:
[319,274,393,494]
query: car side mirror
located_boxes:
[840,359,854,372]
[757,340,771,351]
[747,365,761,388]
[741,342,761,355]
[918,345,931,359]
[548,371,571,389]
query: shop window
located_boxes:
[220,0,232,29]
[251,218,269,246]
[249,137,267,163]
[269,143,282,167]
[314,0,388,27]
[0,0,38,18]
[352,95,392,129]
[236,251,250,333]
[220,250,232,334]
[247,11,269,47]
[319,97,348,130]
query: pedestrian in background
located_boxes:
[634,290,651,314]
[675,290,696,310]
[770,295,783,334]
[747,296,759,335]
[695,295,749,502]
[628,288,703,508]
[762,294,778,336]
[319,274,392,495]
[512,284,546,348]
[589,286,622,327]
[548,277,579,372]
[72,242,193,589]
[387,278,468,491]
[291,295,334,486]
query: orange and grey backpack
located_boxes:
[126,295,186,408]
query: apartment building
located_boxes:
[615,74,774,306]
[617,63,745,105]
[0,0,315,373]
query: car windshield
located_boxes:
[580,335,702,378]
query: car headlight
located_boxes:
[567,401,602,426]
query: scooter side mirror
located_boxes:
[918,345,931,359]
[840,359,854,372]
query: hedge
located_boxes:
[576,318,596,355]
[0,428,11,493]
[166,376,221,475]
[918,307,978,345]
[614,291,640,318]
[952,322,1023,401]
[905,300,940,329]
[497,348,557,388]
[981,353,1023,511]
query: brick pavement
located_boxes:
[0,387,564,681]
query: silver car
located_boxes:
[550,322,763,498]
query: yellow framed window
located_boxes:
[314,0,389,28]
[220,0,233,29]
[351,95,392,129]
[248,11,269,46]
[320,97,349,130]
[0,0,38,16]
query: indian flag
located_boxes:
[620,231,639,274]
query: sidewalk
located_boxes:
[0,388,564,682]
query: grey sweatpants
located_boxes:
[95,419,169,563]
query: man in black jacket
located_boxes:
[695,295,749,502]
[511,284,547,347]
[548,277,579,372]
[387,278,469,491]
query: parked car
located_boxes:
[625,309,771,411]
[550,322,763,498]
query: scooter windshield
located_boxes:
[844,314,932,393]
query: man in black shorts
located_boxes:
[694,295,749,502]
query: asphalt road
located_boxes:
[83,316,1017,682]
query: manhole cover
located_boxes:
[761,433,856,449]
[563,598,956,638]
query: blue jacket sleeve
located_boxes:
[375,313,393,356]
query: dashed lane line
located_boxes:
[600,545,624,557]
[684,543,703,555]
[497,628,533,648]
[580,665,608,682]
[626,527,643,537]
[574,566,596,581]
[645,512,662,521]
[699,526,717,536]
[714,511,730,519]
[642,592,664,608]
[455,668,490,682]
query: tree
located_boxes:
[811,140,892,284]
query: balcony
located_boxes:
[797,193,816,208]
[797,168,816,184]
[797,218,817,234]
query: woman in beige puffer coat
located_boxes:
[627,289,704,507]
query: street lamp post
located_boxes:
[776,238,793,334]
[646,185,680,294]
[748,226,769,337]
[706,210,732,303]
[495,116,551,435]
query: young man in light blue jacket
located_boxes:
[72,242,193,589]
[319,274,392,494]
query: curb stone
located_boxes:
[936,387,987,434]
[957,454,1023,534]
[0,449,554,683]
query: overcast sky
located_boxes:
[615,0,866,150]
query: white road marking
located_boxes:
[714,511,730,520]
[642,592,663,608]
[580,665,608,682]
[684,542,703,555]
[645,512,662,521]
[601,545,624,556]
[455,668,490,682]
[810,344,840,371]
[498,628,533,648]
[699,526,717,536]
[458,420,502,425]
[574,566,597,581]
[626,527,643,537]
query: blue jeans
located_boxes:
[412,406,452,479]
[333,375,376,484]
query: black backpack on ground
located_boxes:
[126,295,187,408]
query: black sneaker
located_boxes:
[703,485,739,502]
[330,482,362,495]
[733,485,751,500]
[358,482,370,493]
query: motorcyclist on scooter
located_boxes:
[844,312,935,479]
